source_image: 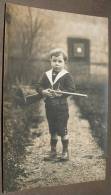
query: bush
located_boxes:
[74,80,107,153]
[3,85,42,191]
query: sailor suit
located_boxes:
[37,69,75,136]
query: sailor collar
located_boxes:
[46,69,68,86]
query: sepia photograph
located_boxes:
[3,2,108,192]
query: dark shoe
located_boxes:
[60,152,69,161]
[44,152,57,161]
[61,139,69,161]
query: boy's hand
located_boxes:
[42,89,63,97]
[42,89,54,97]
[49,89,63,97]
[54,90,63,97]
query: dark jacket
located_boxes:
[36,68,75,104]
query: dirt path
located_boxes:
[17,98,106,190]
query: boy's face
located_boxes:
[50,54,65,72]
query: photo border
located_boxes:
[0,0,111,195]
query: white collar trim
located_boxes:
[46,69,68,86]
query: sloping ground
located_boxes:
[17,98,106,191]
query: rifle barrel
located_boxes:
[54,90,88,97]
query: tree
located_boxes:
[5,5,45,86]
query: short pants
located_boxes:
[45,97,69,136]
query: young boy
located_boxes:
[37,48,75,161]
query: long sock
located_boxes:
[61,139,69,153]
[50,139,58,152]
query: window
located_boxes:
[67,38,90,64]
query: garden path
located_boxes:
[17,98,105,190]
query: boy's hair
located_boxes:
[49,48,68,62]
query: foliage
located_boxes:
[74,80,107,153]
[3,86,42,191]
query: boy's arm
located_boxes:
[58,73,75,97]
[36,73,53,97]
[64,73,75,93]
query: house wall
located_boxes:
[6,4,108,83]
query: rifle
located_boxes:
[25,89,88,99]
